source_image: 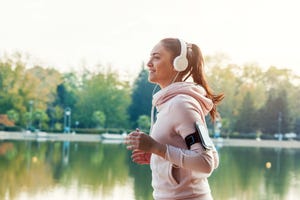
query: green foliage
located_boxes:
[207,64,241,132]
[128,66,156,128]
[0,55,63,129]
[0,52,300,135]
[205,57,299,136]
[295,118,300,134]
[75,68,131,128]
[137,115,151,132]
[55,74,78,108]
[26,66,63,110]
[234,92,257,133]
[92,110,106,128]
[6,109,19,124]
[258,89,290,134]
[33,109,49,130]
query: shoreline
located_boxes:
[213,138,300,148]
[1,131,300,148]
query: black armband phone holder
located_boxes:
[185,132,201,149]
[185,121,214,150]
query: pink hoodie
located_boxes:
[150,82,219,200]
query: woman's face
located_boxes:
[147,42,177,88]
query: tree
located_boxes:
[92,111,106,128]
[6,109,19,124]
[26,66,63,110]
[207,64,240,132]
[33,109,49,130]
[0,55,48,126]
[48,72,79,130]
[234,92,257,134]
[47,105,64,131]
[258,89,290,134]
[55,73,78,108]
[75,68,131,128]
[128,66,155,128]
[137,115,151,132]
[284,78,300,133]
[294,118,300,134]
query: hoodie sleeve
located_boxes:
[164,94,219,175]
[165,144,219,175]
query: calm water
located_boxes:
[0,140,299,200]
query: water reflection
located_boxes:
[0,140,299,200]
[62,141,70,165]
[210,147,300,200]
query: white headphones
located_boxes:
[173,39,189,72]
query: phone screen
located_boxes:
[195,121,213,150]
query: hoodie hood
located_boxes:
[152,82,213,115]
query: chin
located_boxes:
[148,75,156,83]
[148,80,157,84]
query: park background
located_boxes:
[1,0,300,139]
[1,1,300,200]
[0,57,300,141]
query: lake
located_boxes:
[0,138,299,200]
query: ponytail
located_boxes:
[160,38,224,121]
[188,44,224,122]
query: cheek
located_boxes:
[157,60,174,73]
[161,64,175,77]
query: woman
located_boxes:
[125,38,224,200]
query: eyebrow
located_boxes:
[150,52,160,56]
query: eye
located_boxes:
[149,56,159,63]
[150,53,160,61]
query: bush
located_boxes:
[3,126,22,132]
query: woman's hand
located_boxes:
[125,129,156,152]
[131,149,151,165]
[124,129,166,158]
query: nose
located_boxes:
[147,59,152,68]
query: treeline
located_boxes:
[1,53,300,137]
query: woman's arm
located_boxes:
[125,130,219,175]
[165,144,219,174]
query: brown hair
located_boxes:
[160,38,224,121]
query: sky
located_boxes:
[0,0,299,77]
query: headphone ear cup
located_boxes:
[173,56,188,72]
[173,39,188,72]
